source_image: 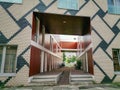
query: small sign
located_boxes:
[0,0,22,3]
[58,0,79,10]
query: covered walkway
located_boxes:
[29,12,94,85]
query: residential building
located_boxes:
[0,0,120,86]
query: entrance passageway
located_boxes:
[29,12,94,84]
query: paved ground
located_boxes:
[1,84,120,90]
[58,68,70,85]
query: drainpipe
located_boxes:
[86,52,88,72]
[41,25,45,73]
[45,53,47,72]
[51,38,53,70]
[49,35,52,71]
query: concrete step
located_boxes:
[30,72,62,84]
[31,78,56,83]
[33,75,58,79]
[70,74,94,84]
[71,78,93,81]
[70,75,93,78]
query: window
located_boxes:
[58,0,79,10]
[0,0,22,3]
[112,49,120,73]
[107,0,120,14]
[0,45,17,76]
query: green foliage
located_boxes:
[70,56,76,63]
[63,52,66,62]
[0,83,5,88]
[112,82,120,87]
[75,60,82,70]
[63,53,77,67]
[63,52,76,63]
[66,57,70,63]
[66,55,76,63]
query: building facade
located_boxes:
[0,0,120,86]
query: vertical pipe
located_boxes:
[41,25,45,72]
[49,35,52,71]
[44,53,47,72]
[86,52,88,72]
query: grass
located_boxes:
[0,83,5,88]
[0,84,25,89]
[111,82,120,88]
[79,83,120,89]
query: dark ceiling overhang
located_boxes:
[34,12,91,35]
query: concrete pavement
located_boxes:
[1,84,120,90]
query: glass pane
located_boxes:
[118,50,120,66]
[108,0,120,14]
[4,46,17,73]
[0,46,3,73]
[0,0,22,4]
[58,0,79,10]
[112,49,120,71]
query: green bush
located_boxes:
[66,56,76,63]
[63,52,66,62]
[112,82,120,87]
[75,60,82,70]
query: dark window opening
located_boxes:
[112,48,120,72]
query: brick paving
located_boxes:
[57,70,70,85]
[57,67,70,85]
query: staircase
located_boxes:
[70,73,94,84]
[29,68,94,85]
[29,72,62,85]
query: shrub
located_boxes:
[75,60,82,70]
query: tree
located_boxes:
[70,56,76,63]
